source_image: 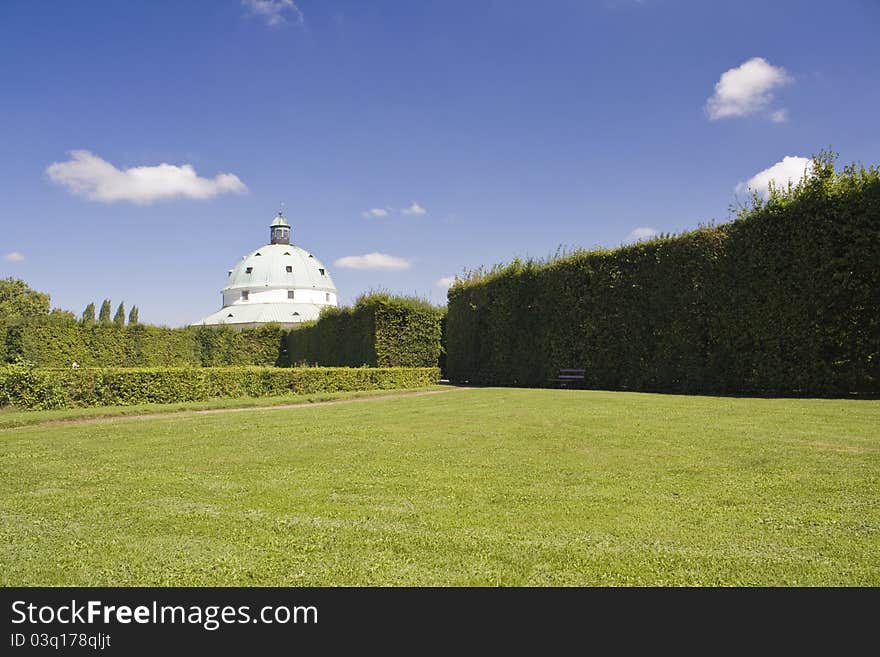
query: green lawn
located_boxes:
[1,387,878,586]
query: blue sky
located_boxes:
[1,0,878,326]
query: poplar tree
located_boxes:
[113,302,126,326]
[81,302,96,326]
[128,305,139,325]
[98,299,112,324]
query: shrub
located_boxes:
[0,366,440,410]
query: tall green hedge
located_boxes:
[1,324,288,368]
[2,301,442,370]
[286,294,444,368]
[193,325,289,367]
[0,365,440,409]
[447,156,880,396]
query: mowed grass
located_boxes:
[1,387,878,586]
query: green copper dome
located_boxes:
[270,212,290,228]
[224,244,337,292]
[192,210,339,329]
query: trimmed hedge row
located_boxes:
[286,294,444,368]
[447,156,880,396]
[0,365,440,409]
[1,324,287,368]
[194,325,288,367]
[2,297,442,370]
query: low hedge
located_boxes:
[0,365,440,410]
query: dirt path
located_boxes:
[4,387,467,431]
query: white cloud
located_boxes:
[627,227,658,241]
[770,109,789,123]
[362,208,389,218]
[334,253,411,271]
[736,156,812,197]
[242,0,303,27]
[3,251,25,263]
[435,276,456,288]
[705,57,791,121]
[46,150,247,204]
[401,202,427,216]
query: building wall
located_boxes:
[222,287,338,308]
[212,321,304,331]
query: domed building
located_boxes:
[193,212,338,329]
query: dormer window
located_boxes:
[245,267,253,274]
[319,268,325,276]
[286,266,292,273]
[255,252,262,257]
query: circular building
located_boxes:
[193,212,338,329]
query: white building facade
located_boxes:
[193,213,338,329]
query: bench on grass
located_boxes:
[553,368,586,388]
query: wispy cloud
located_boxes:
[334,253,411,271]
[435,276,456,288]
[736,156,812,198]
[705,57,791,121]
[401,202,427,216]
[362,208,390,218]
[769,109,789,123]
[242,0,303,27]
[3,251,25,263]
[627,227,658,241]
[46,150,247,204]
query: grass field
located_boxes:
[1,387,878,586]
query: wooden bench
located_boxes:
[553,368,586,388]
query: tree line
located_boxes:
[80,300,139,327]
[0,278,138,327]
